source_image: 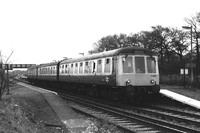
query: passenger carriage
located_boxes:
[37,62,58,81]
[59,47,160,100]
[27,65,38,83]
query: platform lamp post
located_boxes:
[182,26,193,84]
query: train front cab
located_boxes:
[116,54,160,101]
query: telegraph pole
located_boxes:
[6,64,9,94]
[196,32,200,81]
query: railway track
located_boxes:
[122,105,200,129]
[59,93,200,133]
[17,80,200,132]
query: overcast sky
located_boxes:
[0,0,200,65]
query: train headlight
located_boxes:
[126,79,131,85]
[150,79,155,84]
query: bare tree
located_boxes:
[185,13,200,77]
[170,28,189,62]
[0,50,14,101]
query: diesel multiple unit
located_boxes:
[27,47,160,102]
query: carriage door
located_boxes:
[92,61,96,73]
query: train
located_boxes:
[27,47,160,103]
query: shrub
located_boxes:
[160,74,190,86]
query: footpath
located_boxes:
[1,83,103,133]
[1,83,67,133]
[1,82,121,133]
[16,82,99,133]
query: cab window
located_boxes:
[135,57,145,73]
[122,57,133,73]
[147,57,156,73]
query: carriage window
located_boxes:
[147,57,156,73]
[97,60,102,73]
[69,64,73,74]
[106,58,109,64]
[79,62,83,74]
[65,65,68,73]
[52,67,54,74]
[74,63,78,74]
[62,65,64,74]
[84,62,89,73]
[104,58,111,73]
[54,66,56,74]
[59,65,61,74]
[135,57,145,73]
[88,61,92,73]
[122,57,133,73]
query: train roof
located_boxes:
[27,62,58,70]
[61,46,156,64]
[27,64,38,70]
[37,62,58,68]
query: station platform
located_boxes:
[17,82,90,133]
[160,88,200,110]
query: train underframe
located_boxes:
[124,84,160,103]
[28,79,160,104]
